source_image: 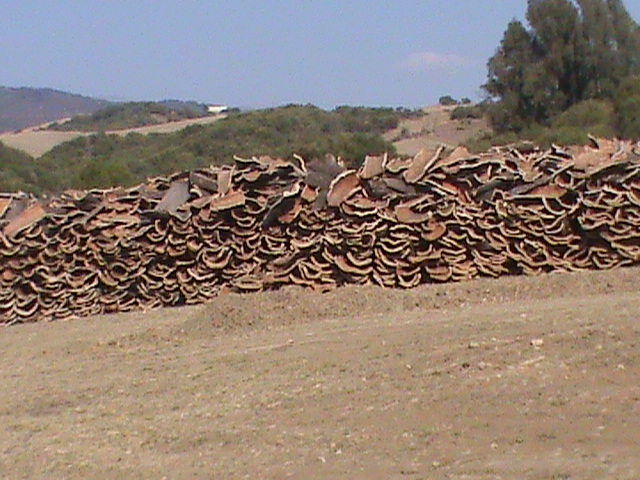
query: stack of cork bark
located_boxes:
[1,136,639,324]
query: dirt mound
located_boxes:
[174,266,639,338]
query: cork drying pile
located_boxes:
[1,136,639,325]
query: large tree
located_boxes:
[484,0,640,133]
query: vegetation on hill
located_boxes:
[48,101,212,132]
[0,143,39,192]
[438,96,472,107]
[1,105,416,194]
[614,75,640,139]
[157,99,210,114]
[0,86,109,133]
[482,0,640,140]
[450,103,488,121]
[465,99,616,152]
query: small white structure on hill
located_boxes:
[207,104,228,114]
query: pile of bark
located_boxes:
[1,137,639,325]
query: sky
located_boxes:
[2,1,640,109]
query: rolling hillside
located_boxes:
[47,101,212,132]
[0,105,408,193]
[0,86,110,133]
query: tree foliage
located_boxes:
[450,103,487,120]
[438,95,458,106]
[614,75,640,139]
[484,0,640,133]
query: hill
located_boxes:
[0,111,226,159]
[0,86,110,133]
[0,103,489,161]
[48,101,212,132]
[384,104,490,156]
[1,105,415,193]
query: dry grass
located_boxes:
[385,105,489,156]
[0,115,226,158]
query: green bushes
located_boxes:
[536,99,615,146]
[0,143,38,192]
[49,102,208,132]
[464,99,616,151]
[332,106,402,134]
[3,105,407,194]
[450,103,487,120]
[438,95,458,106]
[553,100,614,131]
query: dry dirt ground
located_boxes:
[384,105,489,157]
[0,115,226,158]
[1,267,640,479]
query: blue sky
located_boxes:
[2,1,640,108]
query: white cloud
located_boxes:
[400,51,471,72]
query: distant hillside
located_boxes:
[0,86,110,133]
[383,104,490,156]
[48,101,213,132]
[1,105,414,193]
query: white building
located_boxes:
[207,105,229,114]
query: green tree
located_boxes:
[484,0,640,133]
[527,0,587,109]
[577,0,640,98]
[484,20,538,132]
[614,76,640,139]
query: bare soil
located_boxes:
[1,267,639,479]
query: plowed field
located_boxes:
[1,267,639,479]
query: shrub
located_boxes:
[450,104,487,120]
[464,131,520,152]
[49,101,206,132]
[438,95,458,106]
[528,99,615,147]
[552,99,615,131]
[533,126,595,148]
